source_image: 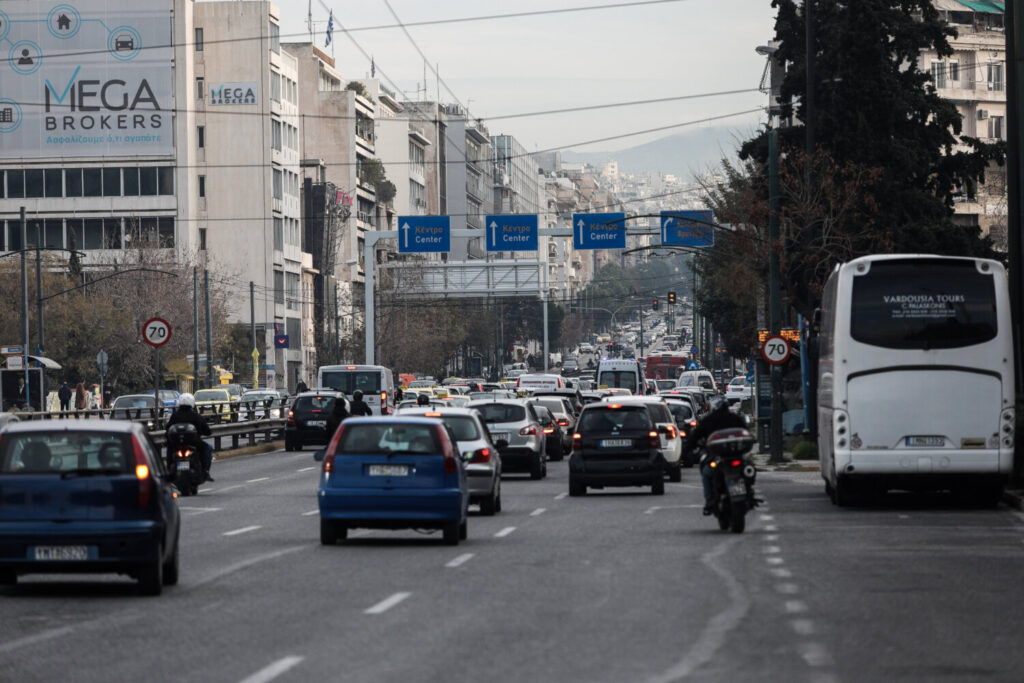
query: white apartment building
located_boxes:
[193,1,306,390]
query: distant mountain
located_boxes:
[561,125,753,180]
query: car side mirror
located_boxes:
[494,439,509,450]
[313,450,326,462]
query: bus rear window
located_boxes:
[597,371,637,392]
[320,371,381,394]
[850,260,997,350]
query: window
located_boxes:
[198,175,206,198]
[196,77,205,100]
[199,227,207,251]
[67,219,83,250]
[850,259,997,350]
[83,168,102,197]
[105,218,122,248]
[103,168,121,197]
[6,170,24,198]
[8,221,22,250]
[931,61,945,89]
[274,269,284,304]
[123,167,139,196]
[272,169,283,199]
[273,217,283,250]
[270,21,280,54]
[990,115,1005,140]
[270,72,281,102]
[948,60,959,82]
[194,27,203,52]
[0,170,3,199]
[158,167,174,195]
[140,167,157,195]
[24,169,43,198]
[83,219,104,249]
[158,217,175,248]
[286,272,300,310]
[44,169,62,198]
[197,126,205,149]
[272,120,282,151]
[44,219,63,248]
[988,63,1004,91]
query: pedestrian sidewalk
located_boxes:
[751,451,820,473]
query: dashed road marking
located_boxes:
[179,506,222,514]
[554,492,568,500]
[765,534,780,542]
[297,466,317,472]
[247,477,270,483]
[760,514,775,521]
[530,508,546,517]
[494,526,516,538]
[766,557,785,565]
[775,583,800,594]
[238,656,305,683]
[365,592,411,615]
[785,600,808,614]
[223,525,262,537]
[898,514,910,520]
[791,619,816,636]
[445,553,474,568]
[0,627,74,655]
[770,568,793,578]
[797,642,833,667]
[302,510,319,516]
[763,545,782,554]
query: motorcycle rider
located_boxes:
[325,393,350,440]
[685,397,747,516]
[166,393,215,482]
[349,390,373,416]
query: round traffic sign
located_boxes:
[761,334,791,365]
[689,345,699,355]
[143,317,172,348]
[686,360,700,371]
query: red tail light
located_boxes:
[731,459,742,467]
[543,427,555,434]
[323,425,345,473]
[287,409,296,426]
[572,433,582,450]
[380,391,389,414]
[520,424,538,436]
[688,420,697,428]
[438,426,458,473]
[665,424,677,440]
[131,436,152,508]
[471,447,491,463]
[557,418,569,427]
[649,430,660,448]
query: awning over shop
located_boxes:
[955,0,1004,14]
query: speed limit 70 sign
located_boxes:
[143,317,172,348]
[761,334,791,365]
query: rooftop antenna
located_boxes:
[307,0,312,39]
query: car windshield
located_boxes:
[730,378,745,387]
[336,423,439,454]
[294,396,336,412]
[472,403,526,424]
[194,390,227,402]
[440,416,479,441]
[535,399,566,415]
[0,432,134,474]
[321,371,382,394]
[666,402,695,421]
[578,406,650,433]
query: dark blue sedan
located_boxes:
[316,417,469,545]
[0,420,181,595]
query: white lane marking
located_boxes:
[791,619,816,636]
[765,534,779,542]
[530,508,546,517]
[246,477,270,483]
[898,514,910,520]
[364,592,411,615]
[770,568,793,578]
[217,484,245,493]
[445,553,474,568]
[554,492,568,500]
[766,557,785,565]
[187,546,304,591]
[238,656,305,683]
[760,514,775,521]
[763,545,782,554]
[775,583,800,594]
[301,510,319,516]
[223,525,262,537]
[764,525,778,532]
[179,506,222,514]
[0,626,74,655]
[494,526,517,538]
[785,600,808,614]
[645,506,661,515]
[297,466,317,472]
[643,537,746,683]
[797,642,833,667]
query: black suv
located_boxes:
[568,402,665,496]
[284,391,345,451]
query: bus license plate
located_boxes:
[34,546,88,561]
[906,436,944,447]
[369,464,409,477]
[600,439,632,448]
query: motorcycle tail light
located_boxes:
[731,459,742,467]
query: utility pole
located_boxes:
[805,0,815,163]
[768,127,784,464]
[35,246,43,356]
[639,303,645,360]
[1008,0,1024,484]
[193,268,200,391]
[250,281,257,389]
[20,207,30,408]
[204,269,213,388]
[333,283,340,364]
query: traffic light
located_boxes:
[668,290,677,305]
[652,298,659,311]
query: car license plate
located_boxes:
[177,461,191,472]
[368,464,409,477]
[491,432,509,441]
[34,545,88,561]
[307,420,327,428]
[906,436,944,447]
[600,439,632,448]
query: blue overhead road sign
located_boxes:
[398,215,450,253]
[573,212,626,250]
[661,210,715,247]
[486,214,538,252]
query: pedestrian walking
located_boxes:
[295,379,309,394]
[75,382,88,412]
[58,381,72,412]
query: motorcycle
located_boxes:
[166,423,204,496]
[704,427,759,533]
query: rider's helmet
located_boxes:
[353,390,364,401]
[416,393,430,406]
[178,393,196,408]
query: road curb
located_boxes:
[1002,490,1024,510]
[214,441,283,461]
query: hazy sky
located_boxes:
[269,0,777,154]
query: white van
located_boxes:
[676,370,716,397]
[317,364,395,415]
[515,373,566,392]
[597,359,647,395]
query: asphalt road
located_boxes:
[2,449,1024,683]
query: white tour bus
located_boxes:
[817,254,1013,505]
[316,364,395,415]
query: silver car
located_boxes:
[527,396,575,455]
[465,399,547,480]
[396,407,503,515]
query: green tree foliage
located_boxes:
[742,0,1003,263]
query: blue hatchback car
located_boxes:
[0,420,180,595]
[316,417,470,545]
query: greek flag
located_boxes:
[325,11,334,47]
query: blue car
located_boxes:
[0,420,181,595]
[316,417,470,545]
[139,389,180,409]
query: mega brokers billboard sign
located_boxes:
[0,1,173,158]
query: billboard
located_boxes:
[0,1,173,158]
[209,82,259,106]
